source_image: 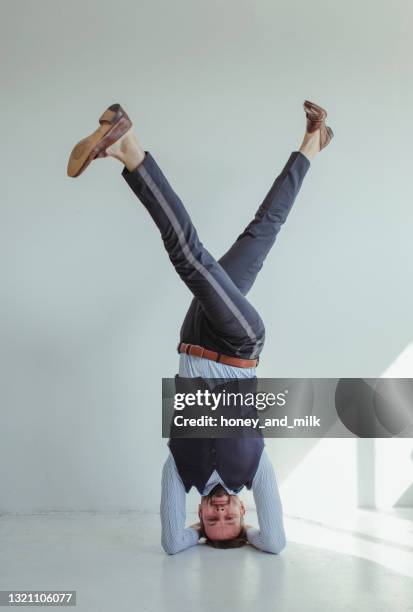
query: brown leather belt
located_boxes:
[178,342,259,369]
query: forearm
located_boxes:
[246,524,285,555]
[161,524,199,555]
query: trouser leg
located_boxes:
[218,151,310,296]
[121,151,265,359]
[179,151,310,350]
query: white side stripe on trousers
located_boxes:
[137,164,261,359]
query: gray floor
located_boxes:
[1,510,413,612]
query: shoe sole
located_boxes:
[67,105,132,178]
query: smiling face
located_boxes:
[198,485,246,541]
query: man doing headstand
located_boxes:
[67,100,333,553]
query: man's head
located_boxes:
[198,485,247,548]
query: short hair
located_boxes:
[199,521,248,549]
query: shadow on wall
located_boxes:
[270,342,413,514]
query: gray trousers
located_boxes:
[121,150,310,359]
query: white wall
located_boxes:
[1,0,413,513]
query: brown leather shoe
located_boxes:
[303,100,334,150]
[67,103,132,177]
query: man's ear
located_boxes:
[239,501,246,517]
[198,504,202,519]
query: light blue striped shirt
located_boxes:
[160,354,286,554]
[178,352,258,379]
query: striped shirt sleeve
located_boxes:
[160,452,200,554]
[246,449,287,554]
